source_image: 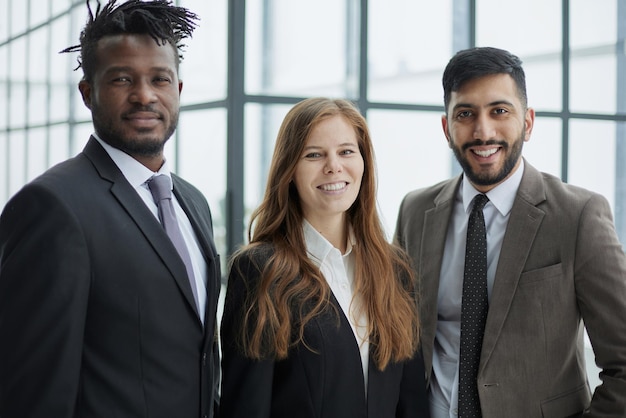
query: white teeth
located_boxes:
[474,148,498,157]
[319,182,347,191]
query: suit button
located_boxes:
[202,352,207,366]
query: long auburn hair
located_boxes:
[237,97,420,370]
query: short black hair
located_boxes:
[442,47,528,114]
[60,0,199,82]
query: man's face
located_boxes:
[79,34,182,168]
[442,73,534,192]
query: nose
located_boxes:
[324,155,343,174]
[473,113,497,140]
[129,79,157,105]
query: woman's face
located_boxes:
[292,115,364,228]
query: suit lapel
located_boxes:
[480,161,546,369]
[172,177,221,331]
[82,137,201,319]
[421,178,460,377]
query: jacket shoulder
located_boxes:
[399,177,458,212]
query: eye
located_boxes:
[340,148,357,156]
[111,76,131,84]
[493,108,508,115]
[456,110,472,119]
[304,152,322,159]
[154,76,172,85]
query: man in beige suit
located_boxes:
[395,47,626,417]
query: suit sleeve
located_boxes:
[575,193,626,417]
[0,184,90,417]
[220,251,275,418]
[393,194,409,249]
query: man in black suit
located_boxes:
[0,1,220,417]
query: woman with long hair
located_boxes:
[220,97,429,417]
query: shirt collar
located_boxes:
[303,219,355,267]
[92,133,172,187]
[461,158,524,217]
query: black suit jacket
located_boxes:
[220,245,430,418]
[0,137,221,418]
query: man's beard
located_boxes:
[450,131,524,187]
[91,104,178,158]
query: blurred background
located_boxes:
[2,0,624,390]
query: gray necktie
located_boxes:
[459,193,490,418]
[148,174,200,312]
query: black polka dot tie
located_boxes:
[459,194,489,418]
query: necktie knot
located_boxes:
[148,175,172,204]
[471,194,489,213]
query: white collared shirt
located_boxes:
[92,134,207,324]
[430,160,524,418]
[302,220,370,392]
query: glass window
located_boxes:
[9,81,26,129]
[52,0,71,17]
[27,28,49,127]
[0,46,7,129]
[9,0,27,37]
[48,124,70,168]
[368,0,453,105]
[524,58,563,113]
[476,0,563,112]
[29,0,50,27]
[0,1,8,40]
[28,84,48,126]
[368,109,452,237]
[570,1,618,114]
[28,27,48,83]
[570,54,616,115]
[50,84,71,123]
[8,130,26,196]
[477,0,562,55]
[71,123,93,156]
[246,0,358,98]
[243,103,291,242]
[570,0,617,48]
[0,132,7,203]
[176,109,229,271]
[522,116,562,178]
[179,0,228,104]
[26,128,48,182]
[51,15,71,81]
[568,119,617,210]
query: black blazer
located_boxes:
[0,137,221,418]
[220,245,430,418]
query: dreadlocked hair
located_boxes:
[60,0,198,81]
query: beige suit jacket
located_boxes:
[395,160,626,417]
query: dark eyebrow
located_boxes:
[103,66,176,77]
[452,100,515,112]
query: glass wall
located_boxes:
[2,0,624,390]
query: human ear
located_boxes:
[78,80,92,109]
[441,114,452,147]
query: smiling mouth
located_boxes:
[472,148,500,157]
[318,182,348,191]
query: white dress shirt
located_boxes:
[92,134,208,324]
[302,220,370,392]
[430,161,524,418]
